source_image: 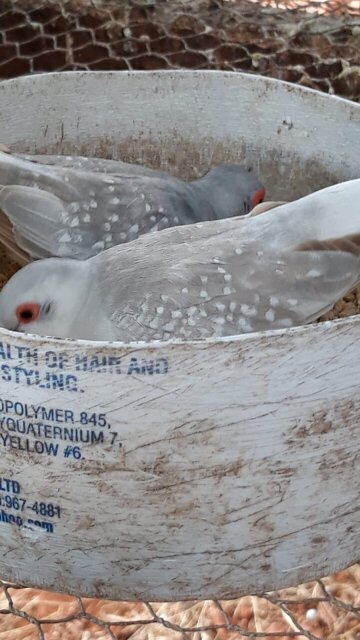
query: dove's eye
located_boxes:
[15,303,40,324]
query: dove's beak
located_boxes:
[251,187,266,208]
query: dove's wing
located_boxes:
[0,152,204,260]
[97,220,360,341]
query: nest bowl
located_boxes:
[0,70,358,601]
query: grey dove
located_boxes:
[0,179,359,342]
[0,150,265,264]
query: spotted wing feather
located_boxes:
[97,217,360,341]
[0,152,202,260]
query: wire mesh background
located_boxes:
[0,0,359,100]
[0,0,359,638]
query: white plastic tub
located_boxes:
[0,70,358,601]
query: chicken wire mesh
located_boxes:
[0,0,359,100]
[0,0,359,639]
[1,569,360,639]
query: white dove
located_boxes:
[0,179,358,342]
[0,149,265,264]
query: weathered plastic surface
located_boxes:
[0,71,359,601]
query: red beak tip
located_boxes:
[251,187,266,208]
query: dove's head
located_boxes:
[0,257,92,339]
[195,165,265,219]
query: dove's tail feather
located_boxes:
[294,233,360,256]
[0,185,65,261]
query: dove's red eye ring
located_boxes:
[251,187,266,208]
[16,303,40,324]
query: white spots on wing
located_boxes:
[265,308,275,322]
[163,321,175,332]
[200,290,208,298]
[105,234,112,243]
[226,314,234,322]
[103,222,111,232]
[119,232,126,240]
[90,200,98,209]
[187,318,196,327]
[150,215,157,222]
[145,203,151,213]
[92,240,105,251]
[89,190,95,197]
[83,203,90,211]
[200,275,208,283]
[149,318,159,330]
[69,202,80,213]
[58,231,72,243]
[238,317,253,331]
[306,269,321,277]
[229,301,237,312]
[173,216,179,224]
[214,317,225,325]
[224,274,232,282]
[199,309,207,318]
[216,302,225,312]
[212,257,223,264]
[217,267,226,274]
[141,302,149,313]
[156,306,164,315]
[64,176,70,183]
[223,286,232,296]
[270,296,279,307]
[181,287,188,294]
[179,327,192,338]
[70,217,79,227]
[158,206,164,213]
[161,294,170,302]
[235,248,243,255]
[257,251,263,257]
[110,214,119,222]
[82,213,91,222]
[111,197,120,205]
[108,185,115,192]
[129,223,139,235]
[172,310,182,319]
[60,212,71,223]
[140,193,145,200]
[104,177,115,184]
[187,306,197,316]
[241,304,257,317]
[287,298,298,306]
